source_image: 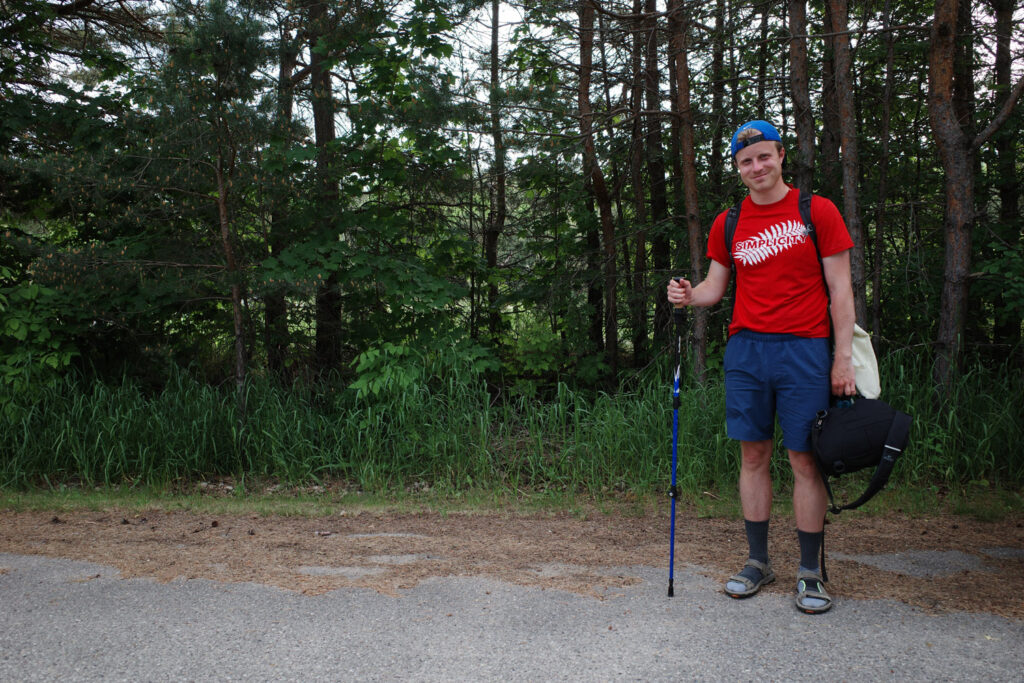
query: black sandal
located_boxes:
[795,569,833,614]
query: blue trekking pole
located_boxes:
[668,289,686,597]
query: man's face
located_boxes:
[734,141,785,195]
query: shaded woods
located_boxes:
[1,1,1022,492]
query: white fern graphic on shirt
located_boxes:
[734,220,811,266]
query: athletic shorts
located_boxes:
[723,330,831,453]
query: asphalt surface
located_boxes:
[1,552,1021,682]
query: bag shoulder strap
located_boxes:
[825,410,912,514]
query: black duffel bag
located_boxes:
[811,398,912,513]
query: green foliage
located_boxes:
[349,336,497,399]
[1,0,1021,407]
[0,266,79,415]
[976,239,1024,320]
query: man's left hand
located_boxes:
[831,356,856,397]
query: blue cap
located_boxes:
[730,120,782,157]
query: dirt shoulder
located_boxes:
[1,506,1021,620]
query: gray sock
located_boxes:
[745,519,770,563]
[797,566,828,609]
[797,529,822,572]
[726,520,769,592]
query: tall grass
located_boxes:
[2,354,1021,495]
[880,349,1024,486]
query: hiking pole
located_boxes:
[668,284,686,597]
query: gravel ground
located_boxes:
[2,552,1022,682]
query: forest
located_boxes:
[1,0,1022,495]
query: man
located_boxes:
[667,120,856,614]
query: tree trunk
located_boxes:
[705,0,729,347]
[485,0,506,345]
[214,159,247,431]
[708,0,726,200]
[265,29,299,379]
[308,1,343,374]
[755,1,770,118]
[579,0,617,377]
[929,0,1024,388]
[819,1,842,203]
[991,0,1021,351]
[872,0,896,343]
[955,0,988,348]
[667,0,707,382]
[586,200,604,355]
[827,0,868,325]
[644,0,670,354]
[787,0,814,195]
[630,0,649,367]
[929,0,973,389]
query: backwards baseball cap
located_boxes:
[730,120,782,158]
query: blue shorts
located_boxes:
[723,331,830,453]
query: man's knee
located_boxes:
[788,450,821,481]
[741,440,773,469]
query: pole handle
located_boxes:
[671,277,687,326]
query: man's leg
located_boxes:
[789,448,831,612]
[788,449,826,533]
[740,439,774,522]
[725,439,776,597]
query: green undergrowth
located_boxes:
[1,352,1021,514]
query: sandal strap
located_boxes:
[795,569,832,613]
[728,559,774,589]
[727,573,756,591]
[797,572,831,601]
[744,558,771,573]
[798,579,828,597]
[797,569,825,584]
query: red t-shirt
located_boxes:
[707,187,853,338]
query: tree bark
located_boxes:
[787,0,814,195]
[819,1,842,203]
[827,0,868,325]
[756,1,770,118]
[929,0,1024,387]
[307,1,343,374]
[485,0,506,345]
[991,0,1021,350]
[214,158,247,429]
[872,0,896,343]
[929,0,973,389]
[630,0,649,367]
[708,0,726,200]
[265,27,299,379]
[579,0,618,377]
[643,0,670,354]
[667,0,707,382]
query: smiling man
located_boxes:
[666,120,856,614]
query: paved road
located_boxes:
[1,552,1021,681]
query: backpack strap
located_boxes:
[824,410,912,514]
[799,188,815,242]
[797,190,825,278]
[723,203,741,266]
